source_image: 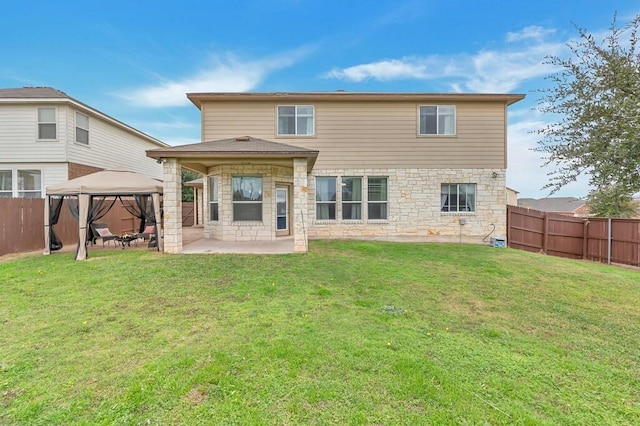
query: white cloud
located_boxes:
[507,117,591,198]
[506,25,556,43]
[122,49,310,108]
[325,27,567,93]
[325,58,431,82]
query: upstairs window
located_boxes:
[75,112,89,145]
[38,107,56,140]
[441,183,475,212]
[0,170,12,197]
[232,176,262,221]
[277,105,314,135]
[316,177,336,220]
[18,170,42,198]
[342,177,362,220]
[419,105,455,135]
[208,176,219,221]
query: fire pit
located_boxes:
[115,233,138,249]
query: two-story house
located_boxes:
[0,87,166,198]
[147,92,524,253]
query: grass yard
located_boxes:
[1,241,639,425]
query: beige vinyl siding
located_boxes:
[201,100,507,169]
[66,109,164,180]
[0,104,67,162]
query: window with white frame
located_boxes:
[368,177,388,220]
[316,177,336,220]
[18,170,42,198]
[75,112,89,145]
[441,183,475,212]
[208,176,219,221]
[419,105,455,135]
[277,105,314,135]
[342,176,362,220]
[38,107,57,140]
[0,170,12,197]
[232,176,262,221]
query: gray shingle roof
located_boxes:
[0,87,68,99]
[148,136,318,155]
[517,197,585,212]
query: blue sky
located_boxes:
[2,0,639,198]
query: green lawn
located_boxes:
[1,241,639,425]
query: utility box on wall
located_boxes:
[490,236,507,248]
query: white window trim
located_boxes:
[277,105,315,137]
[232,175,263,222]
[12,169,43,198]
[315,176,337,222]
[37,107,57,141]
[341,176,363,221]
[208,176,219,222]
[440,183,476,214]
[0,169,12,197]
[418,105,456,136]
[366,176,389,222]
[75,111,90,145]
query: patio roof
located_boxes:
[146,136,319,172]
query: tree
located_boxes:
[586,185,636,218]
[535,14,640,197]
[181,168,201,202]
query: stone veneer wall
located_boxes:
[204,164,294,241]
[306,168,507,244]
[162,159,183,253]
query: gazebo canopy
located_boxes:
[44,168,163,260]
[46,167,163,196]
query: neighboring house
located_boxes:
[518,197,588,217]
[147,92,524,253]
[506,187,519,206]
[0,87,166,198]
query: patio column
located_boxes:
[163,159,183,253]
[293,158,309,253]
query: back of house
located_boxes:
[149,91,524,252]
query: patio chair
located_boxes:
[90,222,118,247]
[137,224,158,248]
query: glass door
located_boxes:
[276,187,289,236]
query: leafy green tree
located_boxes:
[535,15,640,196]
[181,169,201,202]
[586,185,637,218]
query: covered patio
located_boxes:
[146,136,318,254]
[181,228,295,254]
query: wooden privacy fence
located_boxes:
[0,199,196,257]
[507,205,640,267]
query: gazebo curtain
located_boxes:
[68,195,118,258]
[119,195,157,232]
[48,196,64,251]
[119,195,159,247]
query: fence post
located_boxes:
[506,206,512,248]
[582,219,588,260]
[542,212,549,254]
[607,218,612,265]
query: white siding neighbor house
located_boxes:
[0,87,167,198]
[147,92,524,253]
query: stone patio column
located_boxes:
[163,159,183,253]
[293,158,309,252]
